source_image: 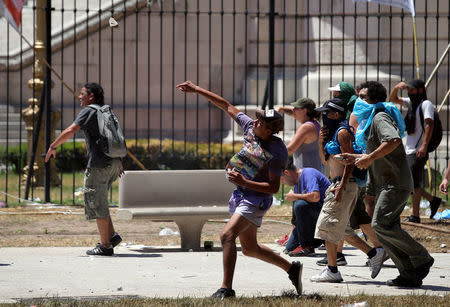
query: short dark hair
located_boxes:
[285,160,297,171]
[84,82,105,106]
[358,81,387,103]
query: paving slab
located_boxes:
[0,244,448,302]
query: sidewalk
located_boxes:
[0,244,448,303]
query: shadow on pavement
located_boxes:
[113,253,163,258]
[420,284,450,292]
[124,246,239,253]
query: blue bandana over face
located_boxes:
[353,98,405,150]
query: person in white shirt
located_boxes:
[390,79,442,223]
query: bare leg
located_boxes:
[337,239,344,253]
[360,223,381,247]
[220,213,253,289]
[345,235,372,254]
[108,217,115,238]
[326,241,337,266]
[239,223,291,272]
[411,187,432,217]
[96,217,112,247]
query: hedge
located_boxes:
[0,142,87,173]
[0,139,243,173]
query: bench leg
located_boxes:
[175,218,206,251]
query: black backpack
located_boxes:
[417,103,442,152]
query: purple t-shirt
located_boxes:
[226,112,288,197]
[294,167,330,204]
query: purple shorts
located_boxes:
[228,190,273,227]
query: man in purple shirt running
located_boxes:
[176,80,302,299]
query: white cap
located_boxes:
[328,83,340,91]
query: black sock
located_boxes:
[367,248,377,259]
[288,263,297,275]
[328,265,338,273]
[337,252,344,258]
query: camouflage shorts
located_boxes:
[83,159,121,220]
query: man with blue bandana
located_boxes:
[341,81,434,288]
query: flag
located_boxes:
[353,0,415,17]
[0,0,26,31]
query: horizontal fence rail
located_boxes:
[0,0,449,205]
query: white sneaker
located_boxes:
[310,267,343,283]
[368,247,385,279]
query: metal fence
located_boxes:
[0,0,449,205]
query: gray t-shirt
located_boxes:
[365,112,413,196]
[74,106,114,168]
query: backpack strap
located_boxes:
[415,102,425,149]
[332,124,355,144]
[87,104,101,111]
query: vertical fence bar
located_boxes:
[136,1,139,145]
[171,0,175,156]
[183,1,187,159]
[341,0,345,81]
[256,0,260,108]
[376,5,380,81]
[282,0,286,122]
[44,0,52,202]
[207,1,212,167]
[219,0,224,166]
[159,5,163,159]
[244,0,248,112]
[110,0,115,200]
[123,2,127,149]
[5,21,9,204]
[268,0,274,109]
[364,3,368,80]
[232,0,236,152]
[147,4,151,155]
[388,6,392,92]
[318,0,321,103]
[353,2,357,87]
[295,0,299,102]
[306,0,309,97]
[86,0,89,82]
[423,1,428,78]
[195,0,199,156]
[18,9,24,204]
[446,0,450,201]
[400,10,404,79]
[59,1,64,203]
[329,0,333,87]
[71,0,77,205]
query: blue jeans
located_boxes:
[286,200,323,250]
[285,226,299,251]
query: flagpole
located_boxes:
[437,89,450,113]
[412,15,420,79]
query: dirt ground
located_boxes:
[0,204,448,253]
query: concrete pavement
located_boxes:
[0,244,448,303]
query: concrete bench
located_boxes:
[116,170,234,250]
